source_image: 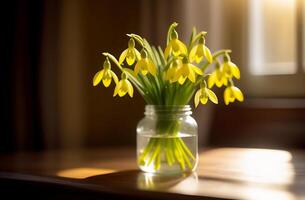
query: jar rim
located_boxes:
[145,105,192,115]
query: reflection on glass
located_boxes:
[137,172,197,190]
[249,0,297,75]
[57,167,116,179]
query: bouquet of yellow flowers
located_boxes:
[93,22,243,173]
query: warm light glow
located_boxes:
[236,149,294,184]
[199,148,294,185]
[243,186,295,200]
[57,167,116,179]
[172,178,296,200]
[249,0,297,75]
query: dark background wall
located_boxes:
[1,0,305,152]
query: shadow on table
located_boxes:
[84,169,197,191]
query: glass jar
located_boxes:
[137,105,198,174]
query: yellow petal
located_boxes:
[148,59,157,76]
[140,59,149,75]
[118,90,127,97]
[126,80,134,97]
[232,86,244,102]
[224,87,230,105]
[215,79,223,87]
[222,63,229,74]
[170,68,180,83]
[195,45,204,63]
[135,49,141,60]
[200,96,208,104]
[119,49,128,64]
[93,69,104,86]
[166,67,174,80]
[164,45,171,59]
[102,78,111,87]
[176,39,187,55]
[194,90,201,107]
[205,88,218,104]
[102,70,112,87]
[222,76,228,86]
[191,64,203,75]
[204,46,213,63]
[113,82,120,97]
[171,39,187,56]
[110,71,118,84]
[215,69,225,87]
[230,62,240,79]
[216,68,223,81]
[189,45,198,62]
[134,61,142,76]
[188,68,196,83]
[208,73,216,88]
[178,76,187,85]
[126,49,136,65]
[141,69,148,75]
[181,64,190,76]
[118,81,128,97]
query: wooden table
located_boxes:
[0,147,304,200]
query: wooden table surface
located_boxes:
[0,147,305,200]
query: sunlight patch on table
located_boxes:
[57,167,116,179]
[198,148,295,185]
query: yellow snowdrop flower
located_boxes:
[165,59,182,83]
[113,72,134,97]
[164,30,187,59]
[222,54,240,79]
[119,38,141,66]
[224,85,244,105]
[189,37,213,64]
[177,57,203,85]
[134,50,157,76]
[93,57,118,87]
[194,82,218,107]
[208,63,228,88]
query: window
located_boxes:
[303,0,305,71]
[248,0,297,75]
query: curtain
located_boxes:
[0,0,45,152]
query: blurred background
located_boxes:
[1,0,304,153]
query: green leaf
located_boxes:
[166,22,178,45]
[188,27,197,51]
[157,46,166,66]
[127,33,144,47]
[212,49,232,59]
[102,52,123,71]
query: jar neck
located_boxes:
[144,105,192,117]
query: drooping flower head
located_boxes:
[177,57,203,85]
[165,59,182,83]
[164,30,187,59]
[189,36,213,64]
[208,62,228,88]
[134,49,157,76]
[194,81,218,107]
[93,57,118,87]
[222,53,240,79]
[119,38,141,66]
[113,72,134,98]
[224,81,244,105]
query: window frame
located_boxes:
[242,0,305,97]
